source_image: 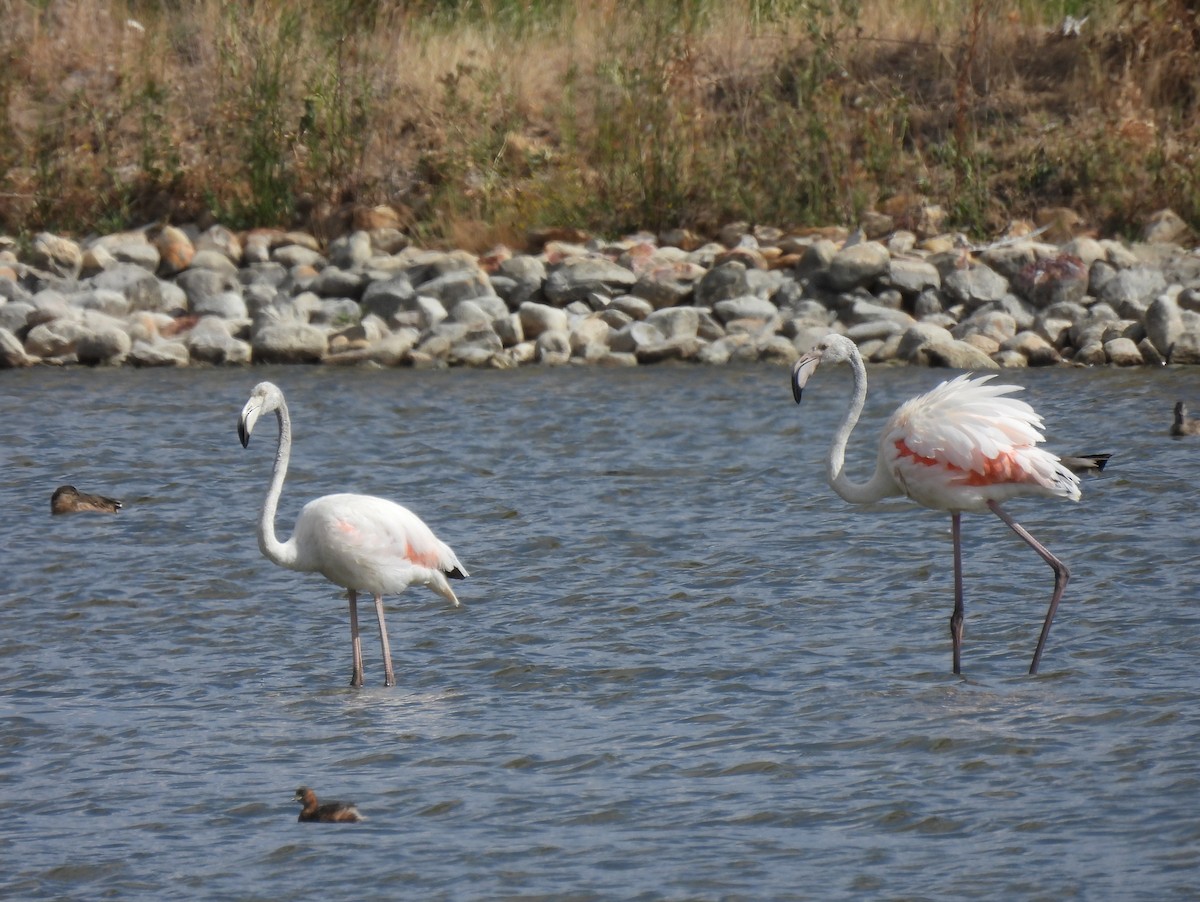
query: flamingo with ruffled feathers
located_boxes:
[238,382,467,687]
[792,334,1079,675]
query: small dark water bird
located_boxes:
[1170,401,1200,436]
[51,485,123,515]
[1060,453,1112,474]
[293,786,363,823]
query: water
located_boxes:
[2,361,1199,900]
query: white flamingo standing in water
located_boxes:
[791,334,1079,675]
[238,382,468,687]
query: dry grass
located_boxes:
[1,0,1197,247]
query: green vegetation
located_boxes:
[1,0,1197,246]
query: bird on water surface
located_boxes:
[51,485,122,515]
[791,334,1080,675]
[238,381,468,688]
[293,786,363,823]
[1170,401,1200,436]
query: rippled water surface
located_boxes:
[3,362,1200,900]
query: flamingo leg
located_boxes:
[950,512,965,675]
[374,594,396,687]
[987,500,1070,675]
[348,589,364,688]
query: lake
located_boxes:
[2,360,1199,900]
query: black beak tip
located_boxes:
[791,381,803,405]
[238,423,250,448]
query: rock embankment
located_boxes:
[2,215,1199,370]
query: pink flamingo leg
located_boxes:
[987,501,1071,675]
[348,590,364,688]
[950,512,965,675]
[374,593,396,687]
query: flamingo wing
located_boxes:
[880,374,1079,507]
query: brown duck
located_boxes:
[51,485,123,515]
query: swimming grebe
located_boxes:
[293,786,363,823]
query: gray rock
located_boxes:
[609,320,667,354]
[610,295,654,320]
[636,336,703,364]
[272,244,325,268]
[1168,328,1200,365]
[897,322,983,367]
[177,267,236,311]
[31,232,82,279]
[192,289,248,320]
[839,297,914,329]
[712,295,778,324]
[417,269,494,306]
[535,329,572,365]
[92,263,168,312]
[24,318,90,357]
[129,339,189,367]
[518,301,569,340]
[394,296,448,331]
[311,266,366,300]
[328,231,373,269]
[695,261,753,307]
[70,289,131,317]
[1104,337,1143,366]
[0,327,36,366]
[1096,267,1168,309]
[569,316,611,355]
[943,263,1010,311]
[0,301,33,335]
[645,306,699,339]
[107,237,161,272]
[886,256,941,295]
[544,258,637,306]
[189,248,241,275]
[493,313,523,347]
[185,317,246,364]
[826,241,890,291]
[361,276,417,320]
[496,255,546,308]
[75,314,132,365]
[251,321,328,363]
[632,261,706,309]
[1145,294,1183,357]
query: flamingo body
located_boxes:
[792,334,1078,674]
[239,381,467,687]
[877,372,1081,513]
[289,494,466,603]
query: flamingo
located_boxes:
[238,381,467,688]
[791,334,1079,675]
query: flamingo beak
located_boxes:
[238,400,261,448]
[791,354,820,404]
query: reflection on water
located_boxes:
[2,362,1200,899]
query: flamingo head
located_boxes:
[792,333,857,403]
[239,381,285,448]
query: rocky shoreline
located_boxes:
[3,211,1200,371]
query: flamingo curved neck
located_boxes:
[260,401,301,569]
[827,347,899,505]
